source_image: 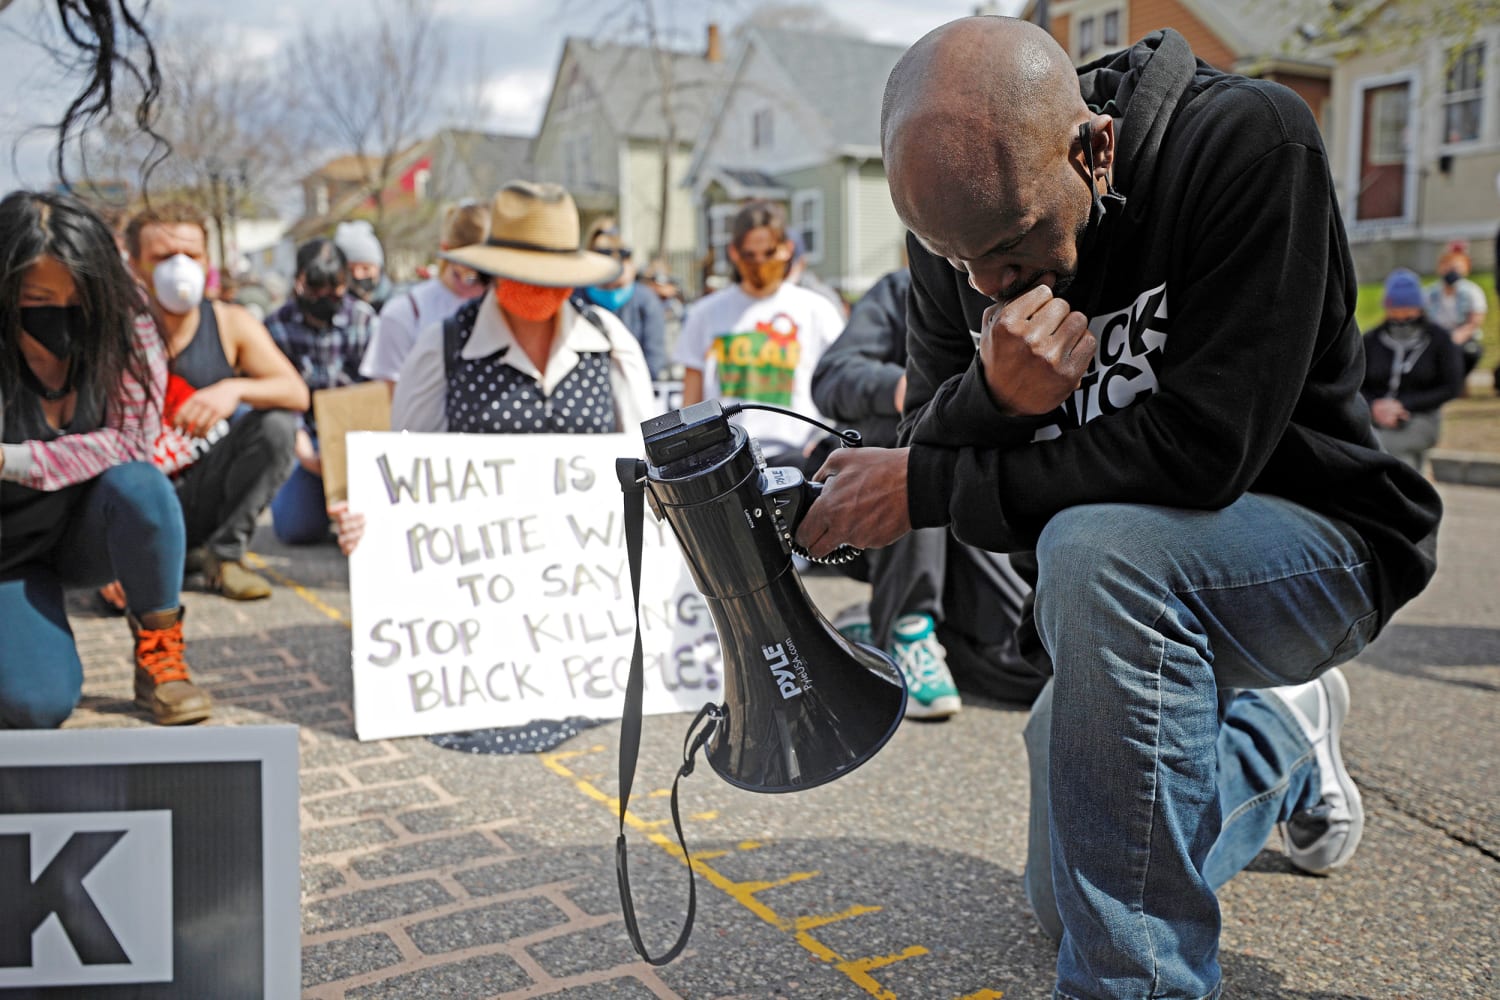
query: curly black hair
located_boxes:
[46,0,166,182]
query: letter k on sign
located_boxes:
[0,811,173,987]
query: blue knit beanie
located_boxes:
[1383,268,1423,309]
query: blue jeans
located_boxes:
[1020,495,1378,1000]
[270,463,330,545]
[0,462,185,728]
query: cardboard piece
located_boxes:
[313,382,391,503]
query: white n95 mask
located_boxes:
[153,254,206,315]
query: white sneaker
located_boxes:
[1267,667,1364,874]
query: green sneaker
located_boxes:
[833,603,874,646]
[890,613,961,719]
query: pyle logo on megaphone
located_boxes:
[762,641,806,699]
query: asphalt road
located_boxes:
[59,481,1499,999]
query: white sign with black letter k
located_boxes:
[0,810,173,987]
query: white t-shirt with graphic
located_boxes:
[361,278,473,382]
[674,283,845,457]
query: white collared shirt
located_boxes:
[390,289,657,435]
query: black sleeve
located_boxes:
[905,132,1352,552]
[811,269,908,423]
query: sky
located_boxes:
[0,0,1023,198]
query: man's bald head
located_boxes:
[882,17,1090,242]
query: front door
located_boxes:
[1357,80,1410,222]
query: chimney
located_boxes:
[706,23,723,63]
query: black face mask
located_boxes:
[19,305,85,361]
[350,276,379,296]
[298,295,341,324]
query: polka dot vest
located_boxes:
[441,299,617,435]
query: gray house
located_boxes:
[684,26,910,300]
[532,28,733,286]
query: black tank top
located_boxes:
[172,300,236,388]
[1,356,102,573]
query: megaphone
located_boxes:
[612,399,906,965]
[638,399,907,792]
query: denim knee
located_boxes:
[1033,504,1167,642]
[95,462,184,540]
[0,668,81,729]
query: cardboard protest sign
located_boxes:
[345,432,719,741]
[313,382,392,504]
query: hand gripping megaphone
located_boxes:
[612,400,906,965]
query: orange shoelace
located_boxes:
[136,620,190,685]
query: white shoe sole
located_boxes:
[1281,668,1363,874]
[905,693,961,720]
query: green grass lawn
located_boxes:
[1355,271,1498,375]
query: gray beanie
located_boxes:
[334,220,384,267]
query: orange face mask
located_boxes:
[495,279,573,321]
[738,256,788,292]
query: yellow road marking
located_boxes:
[255,562,1010,998]
[244,552,350,626]
[838,946,931,998]
[538,746,980,997]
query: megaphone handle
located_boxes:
[614,458,715,965]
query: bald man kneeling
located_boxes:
[795,16,1441,999]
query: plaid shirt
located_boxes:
[267,294,377,433]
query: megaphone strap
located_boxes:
[613,458,717,966]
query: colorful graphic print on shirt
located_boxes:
[708,312,803,406]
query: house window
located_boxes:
[791,190,824,265]
[1078,16,1095,60]
[1442,43,1484,144]
[752,108,774,150]
[1369,87,1408,165]
[1102,10,1120,47]
[709,202,738,273]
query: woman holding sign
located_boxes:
[333,181,657,555]
[0,191,212,727]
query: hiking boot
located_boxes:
[1268,667,1363,874]
[204,553,272,600]
[129,607,212,725]
[890,613,961,720]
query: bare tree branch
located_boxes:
[282,0,447,242]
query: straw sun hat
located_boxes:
[440,181,622,288]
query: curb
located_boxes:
[1429,449,1500,489]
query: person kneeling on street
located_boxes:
[1,191,211,727]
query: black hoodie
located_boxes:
[898,30,1440,629]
